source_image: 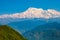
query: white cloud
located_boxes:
[0,7,60,19]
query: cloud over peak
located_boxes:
[0,7,60,19]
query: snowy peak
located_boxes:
[0,7,60,19]
[21,7,60,18]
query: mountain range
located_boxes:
[23,22,60,40]
[0,7,60,40]
[0,7,60,19]
[8,18,47,33]
[7,17,60,33]
[0,7,60,24]
[0,7,60,33]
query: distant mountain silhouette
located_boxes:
[0,25,26,40]
[8,19,47,33]
[23,22,60,40]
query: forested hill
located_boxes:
[0,25,26,40]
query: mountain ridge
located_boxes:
[0,7,60,24]
[23,22,60,40]
[0,25,26,40]
[0,7,60,19]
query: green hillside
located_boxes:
[0,25,26,40]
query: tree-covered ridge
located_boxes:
[0,25,26,40]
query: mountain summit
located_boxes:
[0,7,60,24]
[0,7,60,19]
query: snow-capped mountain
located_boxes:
[0,7,60,24]
[0,7,60,19]
[0,7,60,34]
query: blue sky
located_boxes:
[0,0,60,14]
